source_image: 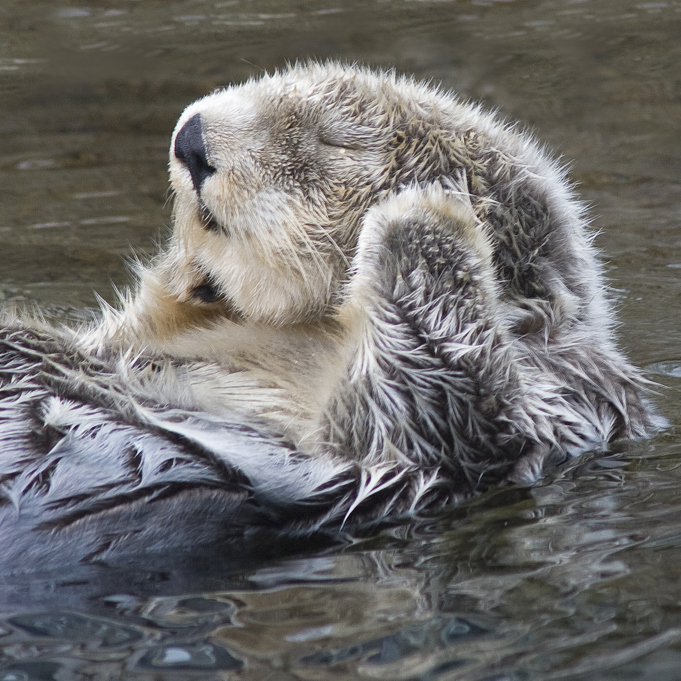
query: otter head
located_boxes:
[168,63,456,326]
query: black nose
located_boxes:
[174,113,216,193]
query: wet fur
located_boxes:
[0,63,661,565]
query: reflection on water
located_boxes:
[1,0,681,679]
[4,445,681,679]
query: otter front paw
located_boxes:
[347,184,501,334]
[329,184,529,480]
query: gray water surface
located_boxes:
[1,1,681,679]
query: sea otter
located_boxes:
[0,63,661,566]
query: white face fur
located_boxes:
[167,65,435,326]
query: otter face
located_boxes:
[168,65,435,326]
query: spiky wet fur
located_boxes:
[0,63,662,563]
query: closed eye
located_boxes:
[318,124,374,151]
[319,133,363,151]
